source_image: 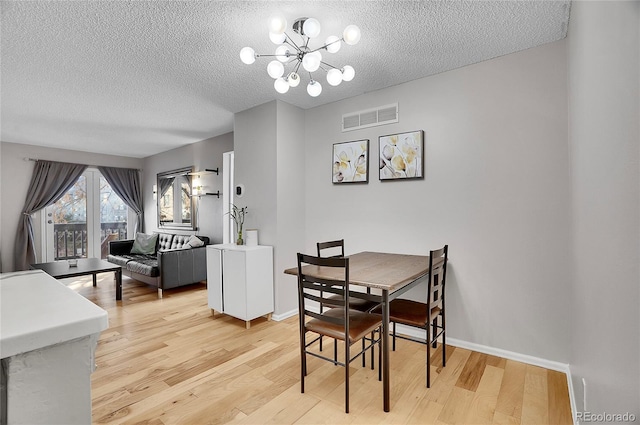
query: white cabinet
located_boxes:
[206,244,274,329]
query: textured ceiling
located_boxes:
[1,1,570,158]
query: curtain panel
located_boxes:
[14,160,88,271]
[97,166,144,234]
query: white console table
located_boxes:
[0,270,108,424]
[206,244,274,329]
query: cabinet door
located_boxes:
[206,247,223,311]
[245,248,274,319]
[222,249,247,320]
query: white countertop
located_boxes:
[0,270,108,358]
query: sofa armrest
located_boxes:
[109,239,134,256]
[157,246,207,289]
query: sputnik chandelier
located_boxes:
[240,15,361,97]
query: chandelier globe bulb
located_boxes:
[267,60,284,79]
[343,25,361,45]
[302,18,321,38]
[274,77,290,93]
[287,72,300,87]
[326,68,343,86]
[269,15,287,34]
[275,45,290,62]
[307,80,323,97]
[240,47,256,65]
[302,51,322,72]
[325,36,341,53]
[269,31,286,44]
[342,65,355,82]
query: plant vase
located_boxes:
[236,229,244,245]
[229,204,248,246]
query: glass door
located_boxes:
[43,169,134,261]
[99,175,129,259]
[45,175,88,261]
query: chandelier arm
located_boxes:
[309,37,343,54]
[284,33,302,51]
[294,61,302,74]
[319,61,340,70]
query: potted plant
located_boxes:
[228,204,248,245]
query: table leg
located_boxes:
[115,269,122,301]
[92,273,97,287]
[382,290,390,412]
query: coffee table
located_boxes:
[31,258,123,300]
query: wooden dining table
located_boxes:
[284,251,440,412]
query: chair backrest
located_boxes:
[297,253,350,331]
[427,245,449,311]
[317,239,345,258]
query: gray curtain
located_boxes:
[98,166,144,234]
[159,176,174,197]
[14,160,88,271]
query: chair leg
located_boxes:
[442,311,446,367]
[432,318,438,349]
[300,335,306,393]
[392,322,396,351]
[362,338,366,367]
[378,329,382,381]
[319,299,323,351]
[370,331,375,370]
[345,341,350,413]
[426,325,431,388]
[334,340,338,364]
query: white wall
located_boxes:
[233,100,307,317]
[233,102,278,245]
[568,0,640,416]
[303,40,571,362]
[142,132,233,243]
[275,101,306,316]
[0,142,142,272]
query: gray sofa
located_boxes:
[107,232,209,298]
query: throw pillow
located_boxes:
[130,233,158,255]
[183,235,205,249]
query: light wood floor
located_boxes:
[65,274,573,424]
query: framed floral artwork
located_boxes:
[332,139,369,184]
[379,130,424,180]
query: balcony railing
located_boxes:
[54,222,127,260]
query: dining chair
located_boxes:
[316,239,345,258]
[317,239,379,367]
[376,245,448,388]
[296,253,382,413]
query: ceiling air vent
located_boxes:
[342,103,399,132]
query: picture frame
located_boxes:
[332,139,369,184]
[379,130,424,180]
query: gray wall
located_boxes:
[275,101,306,315]
[142,132,233,243]
[0,142,143,272]
[568,0,639,416]
[302,40,571,362]
[233,100,307,316]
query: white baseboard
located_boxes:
[271,308,297,322]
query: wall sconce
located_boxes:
[152,184,157,200]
